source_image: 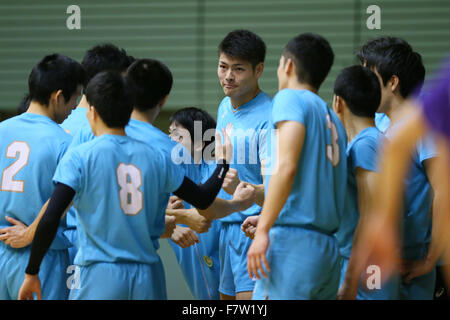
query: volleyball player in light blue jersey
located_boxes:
[0,54,84,300]
[331,66,399,299]
[166,108,221,300]
[214,30,272,300]
[61,44,132,263]
[18,71,231,300]
[248,33,347,300]
[357,36,443,299]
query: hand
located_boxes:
[0,216,33,248]
[170,225,199,248]
[352,214,401,284]
[18,274,42,300]
[402,258,434,283]
[215,128,233,164]
[241,215,259,240]
[247,230,270,280]
[337,283,358,300]
[233,182,256,211]
[223,168,240,195]
[184,210,212,234]
[161,215,176,238]
[167,196,184,210]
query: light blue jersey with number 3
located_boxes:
[268,89,347,233]
[53,134,185,266]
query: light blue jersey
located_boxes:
[269,89,348,234]
[0,113,72,300]
[336,127,384,258]
[60,107,88,136]
[169,161,221,300]
[216,91,272,222]
[253,89,347,300]
[0,113,71,249]
[53,134,185,266]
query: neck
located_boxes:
[131,107,160,124]
[229,86,260,109]
[76,95,89,109]
[95,124,126,137]
[345,115,375,142]
[287,79,318,93]
[26,101,54,121]
[385,95,407,126]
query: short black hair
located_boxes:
[334,65,381,118]
[28,54,85,106]
[218,29,266,68]
[81,43,130,89]
[17,93,31,115]
[283,33,334,90]
[125,58,173,112]
[170,107,217,152]
[85,71,134,128]
[356,37,425,98]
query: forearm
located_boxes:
[173,163,229,210]
[165,208,196,225]
[198,197,242,220]
[426,192,448,266]
[26,183,75,275]
[247,183,265,207]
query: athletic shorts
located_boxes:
[219,222,255,296]
[0,241,69,300]
[69,259,167,300]
[252,225,340,300]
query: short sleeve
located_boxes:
[53,148,84,193]
[271,89,306,127]
[350,137,380,172]
[416,133,438,165]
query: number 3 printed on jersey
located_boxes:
[116,163,143,215]
[1,141,30,192]
[326,114,340,167]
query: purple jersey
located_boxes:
[418,57,450,142]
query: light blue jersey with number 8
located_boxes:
[53,134,185,267]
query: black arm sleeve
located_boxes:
[173,163,229,210]
[25,183,75,275]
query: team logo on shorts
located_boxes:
[203,255,213,268]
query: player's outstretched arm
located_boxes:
[18,183,75,300]
[222,168,265,207]
[172,130,232,210]
[247,120,305,280]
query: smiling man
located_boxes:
[215,29,272,300]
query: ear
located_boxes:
[50,90,64,106]
[389,75,400,93]
[284,58,295,76]
[333,95,344,114]
[254,62,264,79]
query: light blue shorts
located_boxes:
[0,242,70,300]
[69,259,167,300]
[252,226,340,300]
[219,222,255,296]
